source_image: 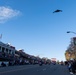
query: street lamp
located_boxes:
[67,31,76,45]
[67,31,76,34]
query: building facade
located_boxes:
[0,41,16,62]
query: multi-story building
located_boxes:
[0,41,42,66]
[0,41,16,66]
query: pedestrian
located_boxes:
[68,61,72,73]
[71,59,76,74]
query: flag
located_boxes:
[0,34,2,39]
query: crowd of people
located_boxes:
[1,58,76,75]
[65,59,76,75]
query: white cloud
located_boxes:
[0,6,21,23]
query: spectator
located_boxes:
[71,59,76,74]
[1,62,6,67]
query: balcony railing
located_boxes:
[0,52,14,60]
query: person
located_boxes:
[68,61,73,74]
[1,62,6,67]
[39,61,42,66]
[65,61,68,65]
[68,59,75,75]
[71,59,76,74]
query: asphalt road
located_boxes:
[0,64,73,75]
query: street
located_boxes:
[0,64,72,75]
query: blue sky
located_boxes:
[0,0,76,61]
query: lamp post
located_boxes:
[67,31,76,60]
[67,31,76,45]
[67,31,76,35]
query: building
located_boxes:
[0,41,16,66]
[0,41,43,66]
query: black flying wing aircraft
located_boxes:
[53,9,62,13]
